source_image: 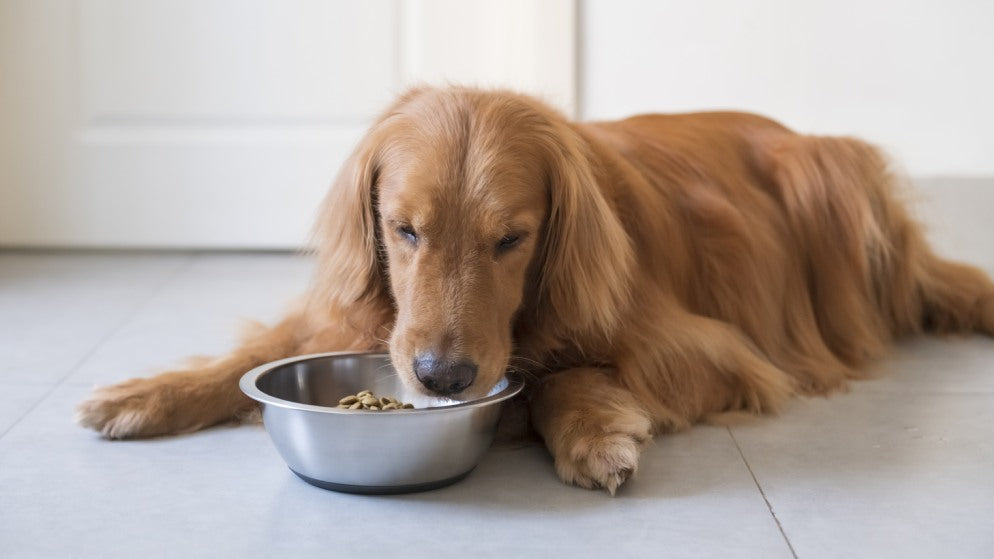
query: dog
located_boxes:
[78,86,994,494]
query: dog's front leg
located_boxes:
[76,309,379,439]
[530,368,654,495]
[75,311,314,439]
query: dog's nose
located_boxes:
[412,353,477,395]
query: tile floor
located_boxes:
[1,183,992,558]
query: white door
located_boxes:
[0,0,575,248]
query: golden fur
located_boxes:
[78,87,994,494]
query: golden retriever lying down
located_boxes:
[78,87,994,494]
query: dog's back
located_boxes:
[575,111,994,401]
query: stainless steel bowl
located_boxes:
[239,351,523,494]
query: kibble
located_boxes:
[336,390,416,411]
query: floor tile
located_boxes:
[1,383,791,559]
[3,222,992,559]
[0,252,191,385]
[857,336,994,395]
[66,252,314,387]
[731,391,994,558]
[0,383,53,435]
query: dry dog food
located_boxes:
[337,390,415,411]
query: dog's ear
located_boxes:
[536,120,635,341]
[307,121,392,330]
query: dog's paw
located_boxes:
[76,378,178,439]
[554,427,651,495]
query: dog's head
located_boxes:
[312,88,632,398]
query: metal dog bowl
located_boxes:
[240,352,522,494]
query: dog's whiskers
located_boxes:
[372,335,391,349]
[511,356,548,370]
[505,365,540,384]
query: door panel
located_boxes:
[80,0,396,121]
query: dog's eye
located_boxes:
[496,234,520,252]
[397,224,418,245]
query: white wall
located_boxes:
[581,0,994,177]
[4,0,989,248]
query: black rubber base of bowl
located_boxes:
[291,468,473,495]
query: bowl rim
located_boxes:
[239,350,524,415]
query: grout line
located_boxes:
[0,254,199,440]
[728,427,799,559]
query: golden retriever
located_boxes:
[78,86,994,494]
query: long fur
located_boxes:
[78,87,994,493]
